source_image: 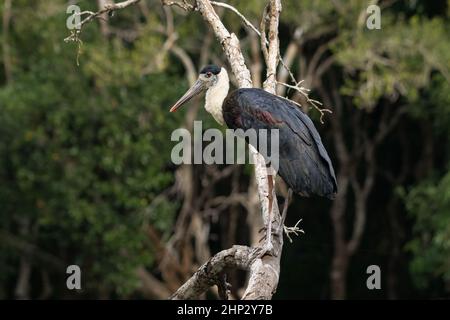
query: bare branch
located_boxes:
[259,5,270,67]
[97,0,114,36]
[277,81,332,124]
[262,0,281,93]
[64,0,143,65]
[210,1,261,36]
[170,245,254,299]
[162,0,195,11]
[64,0,141,43]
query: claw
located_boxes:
[283,219,304,243]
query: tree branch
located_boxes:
[210,1,261,36]
[262,0,281,93]
[170,245,254,299]
[161,0,195,11]
[64,0,141,43]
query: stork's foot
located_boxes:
[281,219,304,243]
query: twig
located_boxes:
[161,0,195,11]
[210,1,260,36]
[64,1,139,39]
[64,0,142,64]
[283,219,304,244]
[64,0,141,42]
[277,81,333,124]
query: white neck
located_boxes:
[205,68,229,126]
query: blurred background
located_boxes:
[0,0,449,299]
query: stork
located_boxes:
[170,65,337,253]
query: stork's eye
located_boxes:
[206,72,212,78]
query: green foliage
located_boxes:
[408,74,450,136]
[403,172,450,289]
[334,16,450,109]
[402,70,450,292]
[0,0,183,297]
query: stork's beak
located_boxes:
[170,79,206,112]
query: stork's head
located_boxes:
[169,65,229,114]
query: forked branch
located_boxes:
[170,246,255,299]
[64,0,142,43]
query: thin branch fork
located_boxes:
[63,0,143,65]
[170,245,255,299]
[64,0,142,43]
[277,81,333,124]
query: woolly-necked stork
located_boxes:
[170,65,337,252]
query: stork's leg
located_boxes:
[279,188,293,233]
[261,173,274,255]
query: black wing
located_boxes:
[223,88,337,199]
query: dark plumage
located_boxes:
[169,65,337,200]
[223,88,337,199]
